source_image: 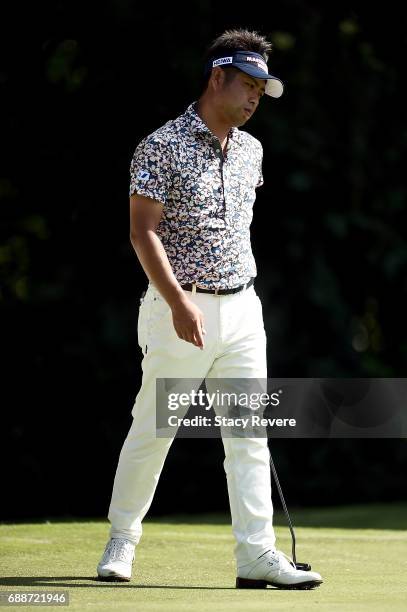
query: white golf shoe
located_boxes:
[97,538,135,582]
[236,549,323,589]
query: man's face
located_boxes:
[217,69,267,126]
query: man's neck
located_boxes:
[195,97,232,149]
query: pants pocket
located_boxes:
[137,289,171,355]
[137,293,148,355]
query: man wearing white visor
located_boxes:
[97,28,323,591]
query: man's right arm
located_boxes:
[130,194,206,349]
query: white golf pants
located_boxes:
[108,282,276,567]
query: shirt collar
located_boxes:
[183,101,242,146]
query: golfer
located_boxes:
[97,28,323,589]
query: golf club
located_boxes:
[269,452,311,571]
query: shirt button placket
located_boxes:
[213,140,226,217]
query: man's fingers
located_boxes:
[174,324,187,342]
[176,326,195,346]
[172,310,206,348]
[194,324,204,349]
[177,326,204,349]
[195,317,206,348]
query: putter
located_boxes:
[269,452,311,571]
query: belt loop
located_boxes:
[243,283,247,292]
[214,287,219,296]
[192,283,197,296]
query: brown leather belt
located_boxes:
[180,277,254,296]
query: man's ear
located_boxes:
[209,66,225,92]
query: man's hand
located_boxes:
[170,296,207,349]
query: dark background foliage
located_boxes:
[1,1,406,520]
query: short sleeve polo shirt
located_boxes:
[129,101,264,290]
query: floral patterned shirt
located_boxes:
[129,101,264,290]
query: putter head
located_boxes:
[295,562,312,571]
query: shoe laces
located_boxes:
[106,538,134,563]
[263,549,296,571]
[274,550,297,571]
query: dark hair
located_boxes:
[199,28,273,94]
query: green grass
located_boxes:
[1,504,407,611]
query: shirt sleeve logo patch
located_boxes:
[137,170,150,182]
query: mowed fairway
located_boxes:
[1,504,407,612]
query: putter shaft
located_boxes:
[269,452,297,566]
